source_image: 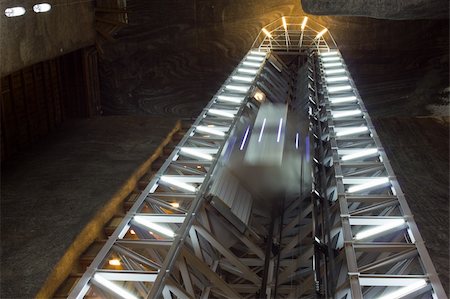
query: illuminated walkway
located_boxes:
[65,17,446,299]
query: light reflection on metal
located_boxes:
[240,126,251,150]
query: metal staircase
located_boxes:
[62,16,446,299]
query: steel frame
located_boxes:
[67,16,446,299]
[309,50,447,298]
[69,49,272,299]
[251,16,337,53]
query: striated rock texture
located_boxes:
[302,0,449,20]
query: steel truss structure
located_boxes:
[309,50,447,299]
[67,17,446,299]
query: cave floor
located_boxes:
[0,115,178,299]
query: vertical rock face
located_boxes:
[0,0,96,76]
[302,0,449,20]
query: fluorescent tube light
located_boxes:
[316,28,328,39]
[240,126,250,150]
[247,56,264,62]
[329,96,357,103]
[335,126,368,137]
[134,216,176,238]
[160,176,197,193]
[331,109,362,118]
[243,61,261,68]
[323,62,343,68]
[282,16,287,30]
[262,28,272,38]
[277,118,283,143]
[320,51,338,57]
[326,76,348,83]
[208,109,236,118]
[341,148,378,161]
[324,68,346,75]
[250,50,267,56]
[347,177,389,193]
[226,85,250,93]
[301,17,308,30]
[232,75,254,83]
[93,274,139,299]
[327,85,352,93]
[376,279,427,299]
[217,95,244,103]
[258,118,267,143]
[180,147,213,161]
[196,126,226,136]
[322,56,340,62]
[354,218,405,240]
[238,68,258,75]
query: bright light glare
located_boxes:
[282,16,287,30]
[301,17,308,30]
[331,109,362,118]
[327,85,352,93]
[247,56,264,62]
[258,118,267,143]
[326,76,348,83]
[295,133,299,149]
[322,56,340,62]
[196,126,226,136]
[93,274,139,299]
[33,3,51,13]
[243,61,261,68]
[320,51,338,56]
[277,118,283,143]
[323,62,343,68]
[347,177,390,193]
[329,96,357,103]
[335,126,368,137]
[217,95,243,103]
[4,7,26,17]
[170,202,180,208]
[315,28,328,39]
[341,148,378,161]
[375,279,427,299]
[240,126,250,150]
[262,28,272,38]
[180,147,213,160]
[354,218,405,240]
[226,85,250,93]
[324,68,346,75]
[208,109,236,118]
[134,215,176,238]
[238,68,258,75]
[108,259,121,266]
[250,50,267,56]
[232,75,253,83]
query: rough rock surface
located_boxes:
[1,116,178,298]
[302,0,449,20]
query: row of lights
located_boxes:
[261,16,329,40]
[92,50,268,299]
[4,3,51,17]
[319,51,430,299]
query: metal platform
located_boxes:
[67,17,446,299]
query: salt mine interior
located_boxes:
[0,1,449,299]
